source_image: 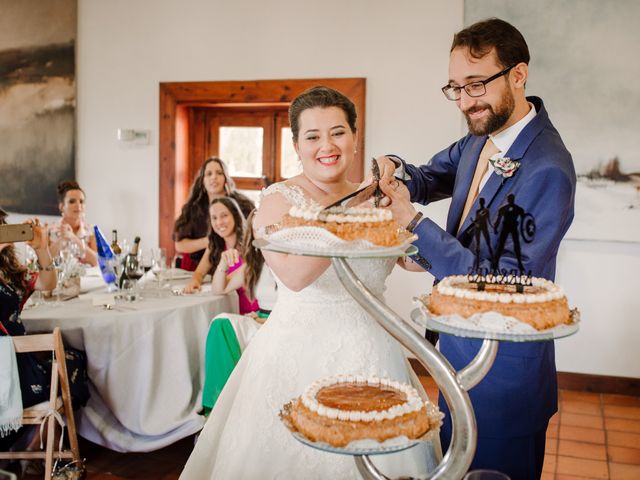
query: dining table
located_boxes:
[20,268,239,452]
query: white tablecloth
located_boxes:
[20,271,239,452]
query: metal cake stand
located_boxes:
[255,237,578,480]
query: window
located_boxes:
[198,108,301,190]
[159,78,365,255]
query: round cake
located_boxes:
[426,275,572,330]
[281,205,401,247]
[284,374,442,448]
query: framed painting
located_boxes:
[465,0,640,242]
[0,0,77,215]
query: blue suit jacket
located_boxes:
[403,96,576,437]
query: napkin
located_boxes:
[0,336,23,438]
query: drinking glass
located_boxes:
[464,470,511,480]
[151,248,167,289]
[121,278,138,302]
[51,254,65,307]
[140,250,153,275]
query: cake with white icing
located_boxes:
[281,205,400,246]
[284,374,442,447]
[426,275,572,330]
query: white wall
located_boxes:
[68,0,639,378]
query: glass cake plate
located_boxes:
[280,400,424,456]
[290,431,421,456]
[410,299,580,342]
[254,226,418,259]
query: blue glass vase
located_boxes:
[94,225,118,291]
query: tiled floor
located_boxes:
[419,376,640,480]
[13,378,640,479]
[542,390,640,480]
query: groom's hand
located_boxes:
[374,156,401,207]
[379,175,417,229]
[375,155,398,181]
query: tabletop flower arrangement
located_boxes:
[59,255,86,296]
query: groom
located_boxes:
[377,18,576,479]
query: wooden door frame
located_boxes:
[159,78,366,254]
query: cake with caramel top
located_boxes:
[425,275,573,330]
[284,374,442,448]
[280,205,401,247]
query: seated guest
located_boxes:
[173,157,255,271]
[0,208,90,453]
[48,180,98,266]
[202,210,277,413]
[183,197,252,306]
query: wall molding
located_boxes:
[408,359,640,397]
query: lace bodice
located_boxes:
[259,183,395,301]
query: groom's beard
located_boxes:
[464,87,515,136]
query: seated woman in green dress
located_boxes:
[201,209,276,414]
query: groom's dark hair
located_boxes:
[289,86,357,142]
[452,18,530,69]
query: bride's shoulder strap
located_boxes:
[260,183,310,208]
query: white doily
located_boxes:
[264,226,416,256]
[413,298,580,341]
[437,310,538,334]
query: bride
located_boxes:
[180,86,438,479]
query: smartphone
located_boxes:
[0,223,34,243]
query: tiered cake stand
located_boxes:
[255,238,579,480]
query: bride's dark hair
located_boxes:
[288,86,357,142]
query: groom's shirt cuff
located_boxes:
[385,154,412,182]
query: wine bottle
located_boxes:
[94,225,118,291]
[111,230,122,255]
[120,236,142,287]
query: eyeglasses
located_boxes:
[442,65,515,101]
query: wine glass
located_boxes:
[124,251,143,281]
[51,254,65,307]
[151,248,167,289]
[67,240,82,260]
[24,246,43,308]
[140,249,153,275]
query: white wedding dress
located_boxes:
[180,184,439,480]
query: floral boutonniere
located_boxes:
[489,156,520,178]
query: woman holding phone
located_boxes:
[0,207,89,458]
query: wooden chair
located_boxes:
[0,327,81,479]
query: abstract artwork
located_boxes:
[465,0,640,242]
[0,0,76,215]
